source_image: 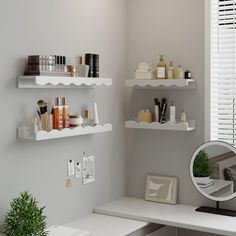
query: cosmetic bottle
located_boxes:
[53,97,59,130]
[53,97,63,130]
[58,98,63,130]
[176,65,184,79]
[85,53,94,77]
[157,55,166,79]
[154,98,160,123]
[181,110,187,122]
[62,97,70,128]
[168,61,174,79]
[77,56,90,77]
[93,54,99,78]
[49,108,53,131]
[170,101,176,123]
[184,70,192,79]
[93,103,99,125]
[83,107,92,126]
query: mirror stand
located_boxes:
[196,201,236,217]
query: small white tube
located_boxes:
[170,102,176,123]
[94,103,99,125]
[154,105,159,123]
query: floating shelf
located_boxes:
[17,76,112,88]
[125,79,195,89]
[18,124,112,141]
[125,120,196,131]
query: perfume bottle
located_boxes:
[62,97,70,128]
[53,97,63,130]
[168,61,174,79]
[157,55,166,79]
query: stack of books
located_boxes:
[196,178,214,188]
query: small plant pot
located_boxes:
[194,176,211,185]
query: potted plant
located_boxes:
[193,149,211,184]
[3,191,48,236]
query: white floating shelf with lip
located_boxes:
[125,79,195,89]
[17,76,112,88]
[18,124,112,141]
[125,120,196,131]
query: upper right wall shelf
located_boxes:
[125,79,196,89]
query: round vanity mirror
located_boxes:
[190,141,236,203]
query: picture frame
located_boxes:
[145,175,178,205]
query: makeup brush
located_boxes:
[37,100,49,131]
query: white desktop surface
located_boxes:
[94,197,236,236]
[65,213,149,236]
[201,179,233,196]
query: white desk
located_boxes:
[64,213,154,236]
[201,179,233,197]
[94,197,236,236]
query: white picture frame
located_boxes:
[145,175,178,205]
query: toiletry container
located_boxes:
[157,55,166,79]
[138,110,152,123]
[170,102,176,123]
[62,97,70,128]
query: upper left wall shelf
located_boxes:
[17,76,112,88]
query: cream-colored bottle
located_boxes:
[176,65,184,79]
[180,110,187,122]
[168,61,174,79]
[156,55,166,79]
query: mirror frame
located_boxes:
[190,141,236,202]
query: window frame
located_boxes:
[205,0,212,142]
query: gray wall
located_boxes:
[1,0,236,235]
[126,0,236,235]
[0,0,127,226]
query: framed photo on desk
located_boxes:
[145,175,178,205]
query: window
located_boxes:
[210,0,236,145]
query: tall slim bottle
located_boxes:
[62,97,70,128]
[53,97,59,130]
[53,97,63,130]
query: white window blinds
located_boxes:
[211,0,236,145]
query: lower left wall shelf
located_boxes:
[18,124,112,141]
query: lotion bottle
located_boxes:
[154,98,160,123]
[168,61,174,79]
[157,55,166,79]
[170,101,176,123]
[176,65,184,79]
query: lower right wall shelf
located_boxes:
[125,120,196,132]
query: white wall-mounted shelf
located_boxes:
[125,120,196,131]
[18,124,112,141]
[17,76,112,88]
[125,79,195,89]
